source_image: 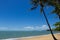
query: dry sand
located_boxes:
[17,33,60,40]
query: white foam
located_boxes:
[1,38,17,40]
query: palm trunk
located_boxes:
[58,15,60,19]
[42,8,57,40]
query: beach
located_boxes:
[17,33,60,40]
[1,32,60,40]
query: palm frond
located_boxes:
[40,7,43,13]
[31,5,38,10]
[54,22,60,27]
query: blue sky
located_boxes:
[0,0,59,31]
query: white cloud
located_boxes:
[23,25,49,31]
[24,26,34,30]
[0,25,49,31]
[39,25,49,30]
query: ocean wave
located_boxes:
[1,38,17,40]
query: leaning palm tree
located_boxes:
[30,0,57,40]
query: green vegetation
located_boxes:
[54,22,60,31]
[55,27,60,31]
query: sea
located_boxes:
[0,31,60,40]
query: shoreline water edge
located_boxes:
[1,33,60,40]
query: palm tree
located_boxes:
[30,0,57,40]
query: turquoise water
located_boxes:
[0,31,60,39]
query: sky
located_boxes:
[0,0,59,31]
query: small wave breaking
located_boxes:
[0,38,17,40]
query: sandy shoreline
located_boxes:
[17,33,60,40]
[1,33,60,40]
